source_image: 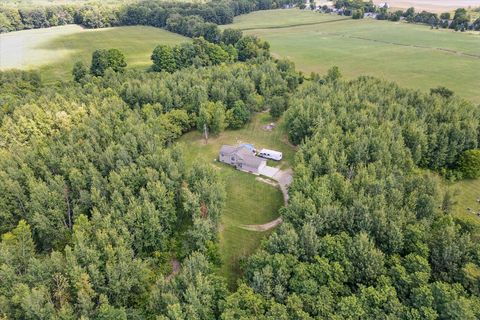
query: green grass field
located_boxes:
[39,26,188,82]
[227,9,350,30]
[178,113,294,287]
[223,9,480,103]
[450,177,480,239]
[0,25,188,82]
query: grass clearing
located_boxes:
[0,25,83,70]
[224,9,480,103]
[39,26,188,82]
[0,25,188,82]
[450,177,480,239]
[178,113,294,287]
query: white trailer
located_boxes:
[258,149,283,161]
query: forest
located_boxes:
[1,0,480,318]
[2,46,480,319]
[0,51,300,317]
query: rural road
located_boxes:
[240,168,292,231]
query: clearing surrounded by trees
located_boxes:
[179,112,294,287]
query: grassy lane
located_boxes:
[178,113,294,287]
[224,9,480,103]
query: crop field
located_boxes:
[223,9,480,103]
[179,113,294,287]
[372,0,480,13]
[0,25,188,82]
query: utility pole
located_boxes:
[203,123,208,144]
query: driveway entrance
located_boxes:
[259,165,279,178]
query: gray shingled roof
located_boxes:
[236,147,265,167]
[219,145,265,168]
[220,145,237,155]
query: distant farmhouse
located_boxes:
[378,2,390,8]
[219,145,266,175]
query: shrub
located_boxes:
[458,149,480,178]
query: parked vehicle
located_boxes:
[258,148,282,161]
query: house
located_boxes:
[219,145,266,175]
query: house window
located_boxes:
[221,153,224,157]
[231,157,235,161]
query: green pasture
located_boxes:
[0,25,188,82]
[178,113,294,287]
[223,9,349,30]
[224,9,480,103]
[39,26,188,82]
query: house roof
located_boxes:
[236,147,265,168]
[220,145,266,168]
[220,145,237,155]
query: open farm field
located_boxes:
[226,8,350,30]
[178,113,294,287]
[0,25,188,82]
[372,0,480,13]
[224,9,480,103]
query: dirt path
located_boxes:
[273,168,293,205]
[240,217,283,231]
[239,168,292,231]
[239,17,350,31]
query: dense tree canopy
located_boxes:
[230,76,480,319]
[1,4,480,316]
[0,54,299,317]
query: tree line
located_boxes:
[328,0,480,31]
[0,0,300,34]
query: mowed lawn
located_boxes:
[223,9,480,103]
[178,113,294,287]
[0,25,188,82]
